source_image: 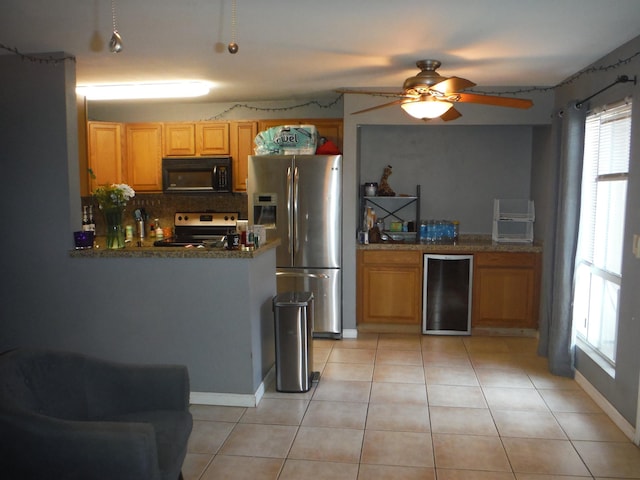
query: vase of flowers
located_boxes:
[93,183,135,249]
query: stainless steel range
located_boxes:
[153,212,238,247]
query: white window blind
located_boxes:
[573,99,631,365]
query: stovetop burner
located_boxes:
[153,212,238,247]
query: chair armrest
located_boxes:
[84,359,190,418]
[0,409,161,480]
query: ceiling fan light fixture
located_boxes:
[401,97,453,119]
[76,81,212,100]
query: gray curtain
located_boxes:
[537,100,587,377]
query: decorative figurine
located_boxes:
[377,165,396,196]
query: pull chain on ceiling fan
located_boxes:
[339,60,533,121]
[109,0,123,53]
[228,0,239,54]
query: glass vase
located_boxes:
[103,206,126,249]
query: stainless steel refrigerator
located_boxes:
[248,154,342,338]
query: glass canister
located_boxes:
[364,182,378,196]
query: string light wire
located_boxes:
[1,40,638,115]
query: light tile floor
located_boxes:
[183,333,640,479]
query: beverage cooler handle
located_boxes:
[286,167,292,254]
[293,166,300,255]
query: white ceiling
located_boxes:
[3,0,640,103]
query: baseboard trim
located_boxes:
[574,370,636,443]
[342,328,358,338]
[357,324,422,334]
[471,327,538,338]
[190,366,276,408]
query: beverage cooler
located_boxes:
[422,254,473,335]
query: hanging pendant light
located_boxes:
[109,0,123,53]
[227,0,239,54]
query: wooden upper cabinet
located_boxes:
[164,123,196,156]
[312,119,343,152]
[163,122,230,156]
[197,122,229,155]
[87,122,123,191]
[230,121,257,192]
[125,123,163,192]
[257,118,343,153]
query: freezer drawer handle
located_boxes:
[276,272,331,279]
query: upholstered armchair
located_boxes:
[0,348,192,480]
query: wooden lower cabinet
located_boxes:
[356,248,542,331]
[357,250,422,325]
[472,252,541,329]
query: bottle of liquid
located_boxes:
[82,206,91,231]
[154,218,163,240]
[87,205,95,232]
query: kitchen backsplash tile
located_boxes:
[81,193,248,236]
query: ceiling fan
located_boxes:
[339,60,533,121]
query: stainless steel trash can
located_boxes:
[273,291,314,393]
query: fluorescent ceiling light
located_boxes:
[400,96,453,119]
[76,81,212,100]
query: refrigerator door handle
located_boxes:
[276,272,331,279]
[293,166,299,255]
[286,166,293,254]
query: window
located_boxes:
[573,100,632,367]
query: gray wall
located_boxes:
[0,53,276,396]
[359,125,533,233]
[533,34,640,424]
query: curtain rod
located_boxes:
[576,75,637,108]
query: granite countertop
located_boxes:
[69,238,280,259]
[357,235,542,253]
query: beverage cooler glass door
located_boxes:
[422,254,473,335]
[276,268,341,338]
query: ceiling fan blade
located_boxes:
[350,99,405,115]
[336,88,406,97]
[440,107,462,122]
[456,92,533,109]
[431,76,476,94]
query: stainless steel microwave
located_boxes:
[162,157,232,193]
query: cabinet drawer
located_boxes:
[474,252,536,267]
[361,250,420,265]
